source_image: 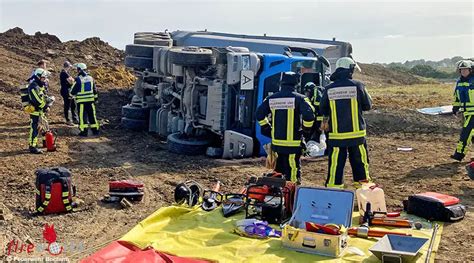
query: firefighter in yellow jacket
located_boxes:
[70,63,99,136]
[256,72,315,183]
[451,60,474,161]
[27,68,51,154]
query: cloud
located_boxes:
[384,34,404,39]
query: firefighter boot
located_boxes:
[451,152,464,162]
[29,146,43,154]
[91,128,100,136]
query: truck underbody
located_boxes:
[122,30,353,158]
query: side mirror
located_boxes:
[319,56,330,67]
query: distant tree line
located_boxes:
[383,56,473,79]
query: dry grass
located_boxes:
[367,83,454,109]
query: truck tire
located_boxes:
[125,44,154,58]
[168,47,216,66]
[134,38,172,47]
[122,105,149,120]
[124,56,153,69]
[121,117,147,131]
[167,133,211,156]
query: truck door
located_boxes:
[254,56,324,156]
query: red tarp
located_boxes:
[81,241,209,263]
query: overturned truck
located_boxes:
[122,30,353,158]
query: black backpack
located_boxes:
[403,192,466,222]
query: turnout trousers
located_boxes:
[275,153,301,183]
[325,142,371,188]
[29,114,40,147]
[77,102,99,133]
[454,114,474,159]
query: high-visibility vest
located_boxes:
[75,75,96,103]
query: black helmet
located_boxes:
[281,71,298,86]
[174,181,202,206]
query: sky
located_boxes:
[0,0,472,63]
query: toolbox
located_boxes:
[282,187,355,257]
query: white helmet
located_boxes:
[456,60,472,70]
[34,68,51,78]
[336,57,361,72]
[74,63,87,70]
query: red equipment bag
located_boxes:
[35,167,74,214]
[109,180,144,201]
[404,192,466,222]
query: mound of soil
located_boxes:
[0,27,135,88]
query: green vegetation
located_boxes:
[408,65,458,79]
[384,56,472,80]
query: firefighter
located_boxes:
[256,72,315,183]
[27,68,50,154]
[319,57,372,188]
[451,60,474,161]
[303,81,325,142]
[60,61,78,125]
[70,63,99,136]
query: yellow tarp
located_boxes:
[120,206,443,263]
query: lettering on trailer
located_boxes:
[269,98,295,110]
[328,86,357,100]
[240,70,254,90]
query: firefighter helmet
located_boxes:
[456,60,472,70]
[336,57,361,72]
[174,181,202,206]
[34,68,50,78]
[281,71,298,86]
[74,63,87,70]
[303,82,316,91]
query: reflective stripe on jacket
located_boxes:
[453,75,474,115]
[70,74,97,103]
[256,85,315,154]
[27,81,46,115]
[320,68,372,147]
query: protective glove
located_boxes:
[301,140,308,156]
[320,120,329,132]
[452,106,460,115]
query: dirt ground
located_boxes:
[0,28,473,262]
